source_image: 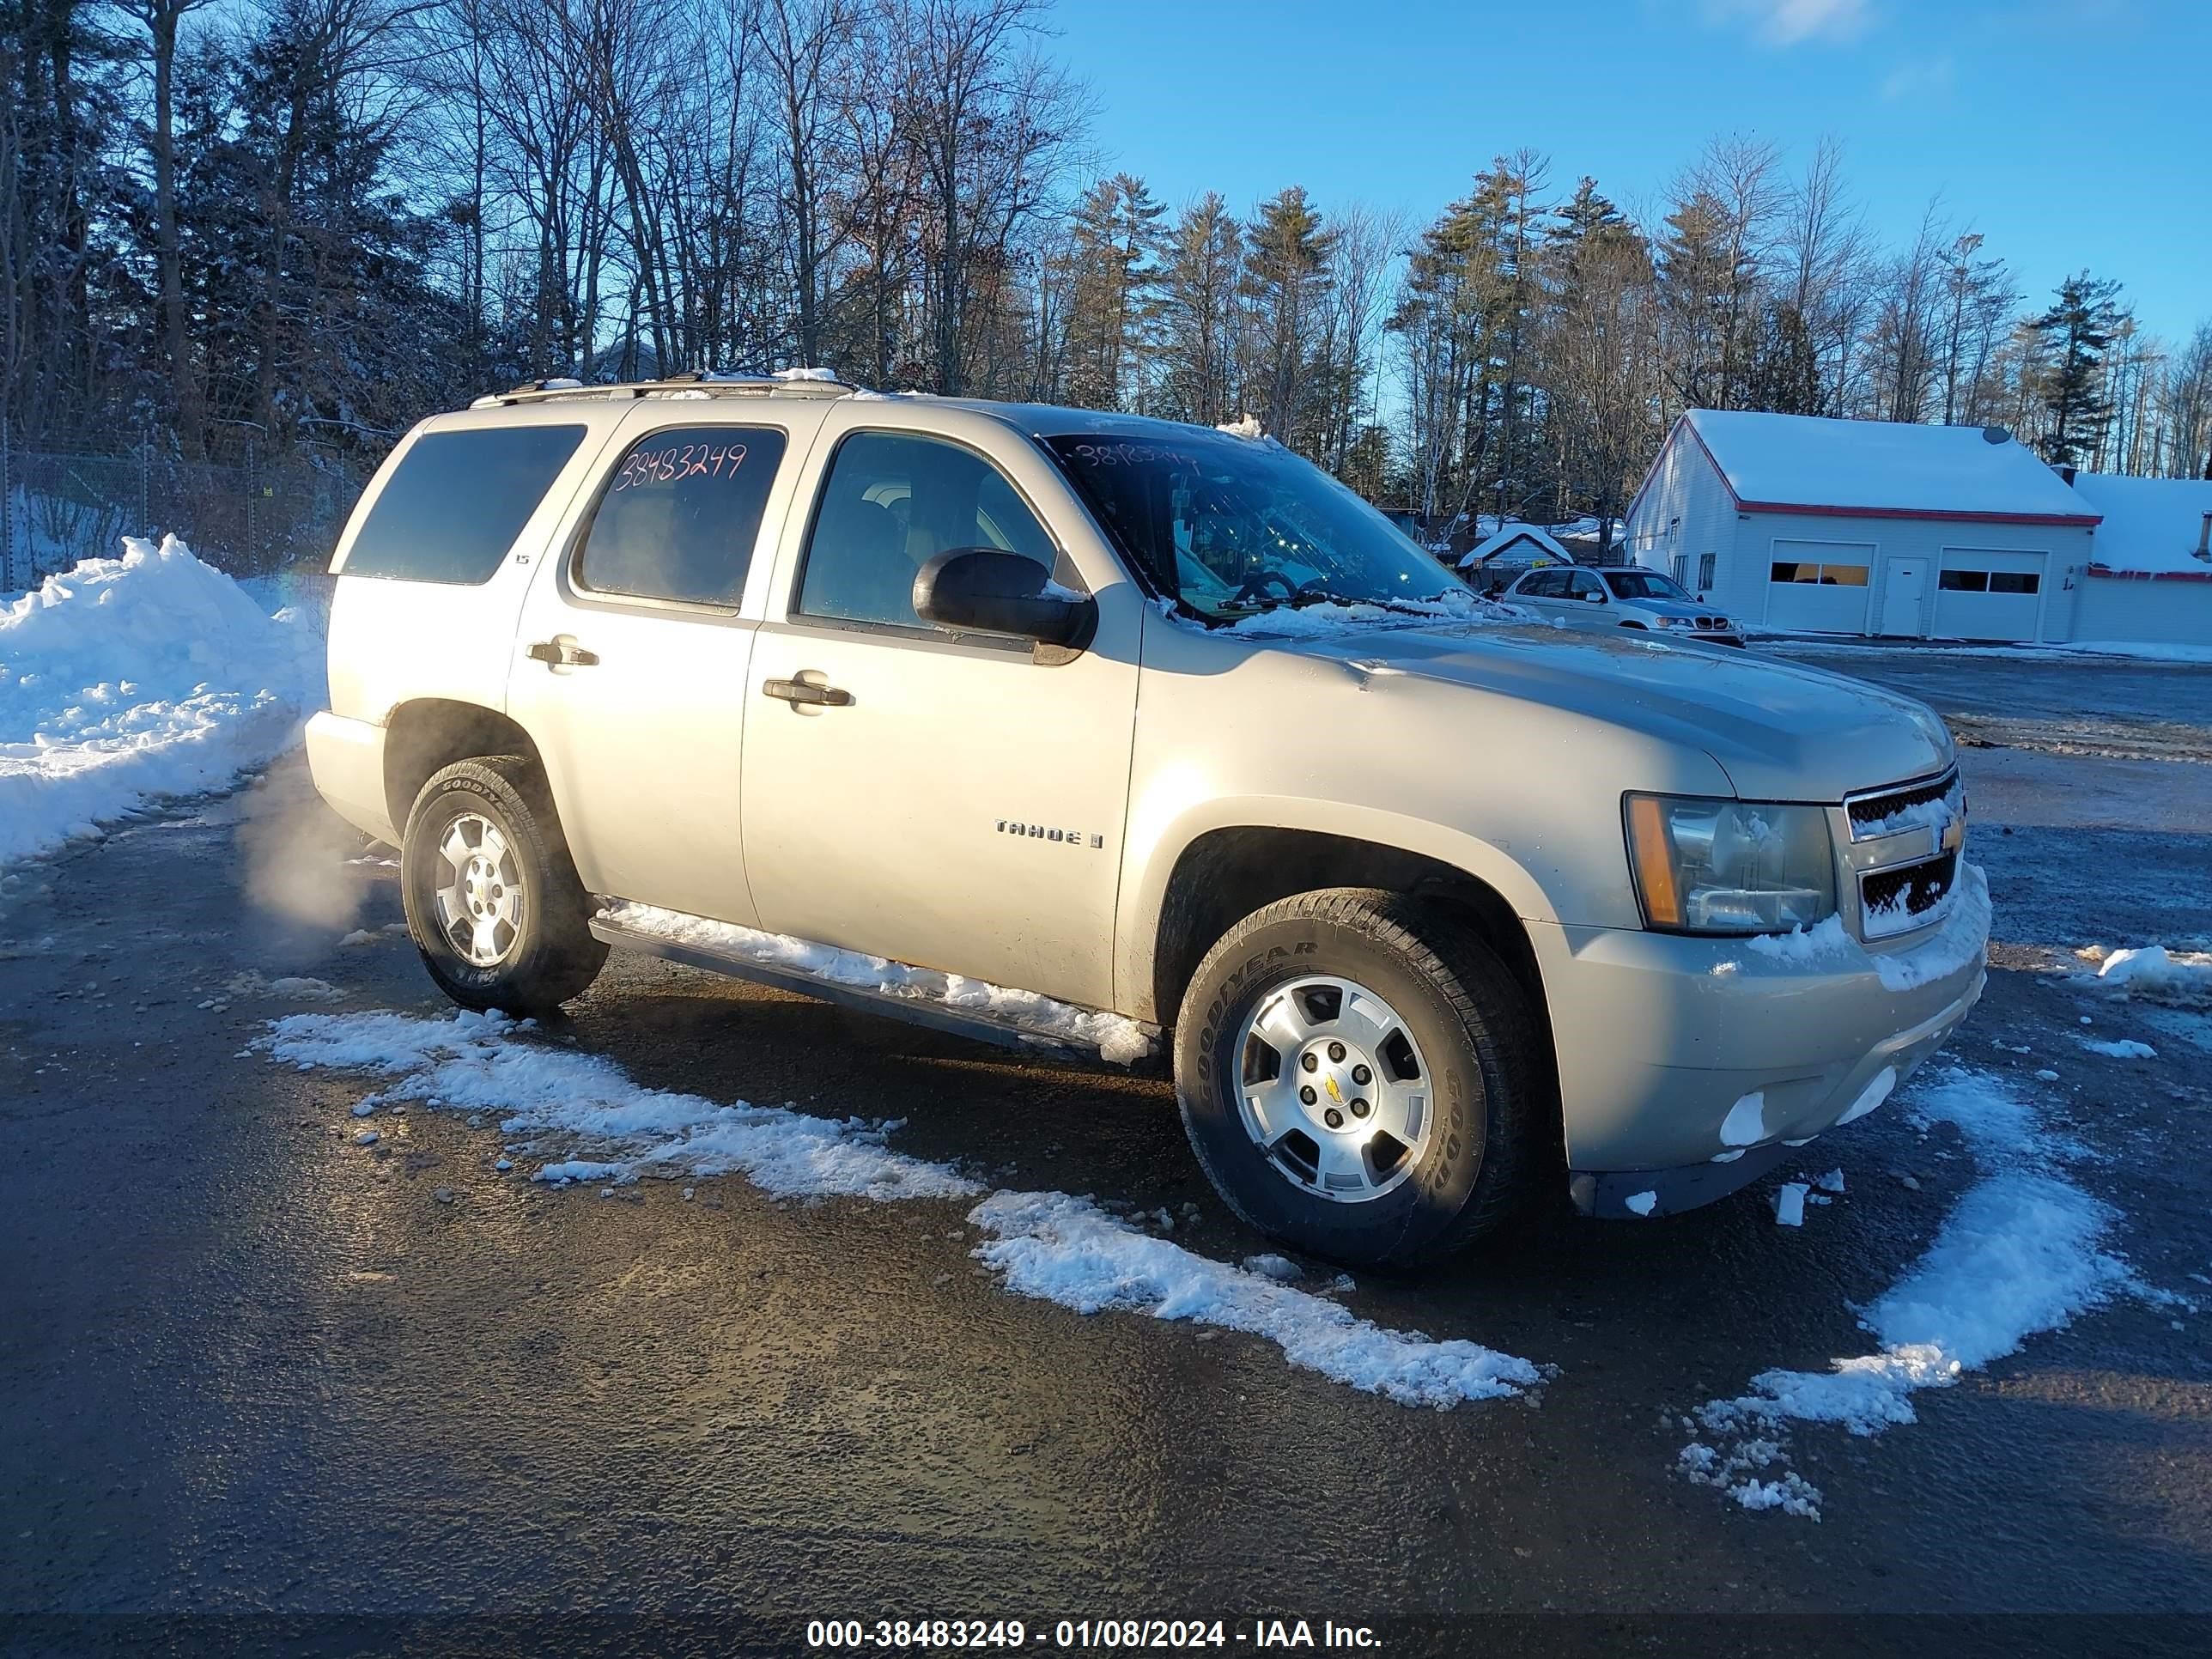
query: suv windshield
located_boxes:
[1043,431,1464,623]
[1604,568,1692,602]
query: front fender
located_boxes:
[1113,793,1561,1022]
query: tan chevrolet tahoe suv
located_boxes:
[306,374,1989,1267]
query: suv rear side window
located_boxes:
[798,431,1056,629]
[577,425,788,607]
[344,424,585,584]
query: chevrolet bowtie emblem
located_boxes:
[1324,1076,1343,1104]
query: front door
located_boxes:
[1878,557,1929,637]
[740,418,1139,1010]
[507,412,809,924]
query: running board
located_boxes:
[587,915,1160,1065]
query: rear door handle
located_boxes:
[762,676,853,708]
[526,639,599,667]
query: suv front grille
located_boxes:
[1846,769,1960,842]
[1861,851,1957,936]
[1845,768,1966,939]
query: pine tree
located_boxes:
[1062,173,1162,411]
[2027,272,2124,465]
[1156,193,1242,426]
[1241,185,1336,450]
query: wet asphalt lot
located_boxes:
[3,647,2211,1657]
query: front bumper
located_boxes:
[1534,863,1991,1218]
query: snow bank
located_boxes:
[263,1007,1546,1408]
[1,535,324,865]
[1679,1067,2133,1522]
[600,900,1153,1063]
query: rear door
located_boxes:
[507,404,826,923]
[1511,568,1567,618]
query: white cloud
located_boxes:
[1881,55,1956,102]
[1703,0,1874,46]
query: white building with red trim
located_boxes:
[1621,409,2212,646]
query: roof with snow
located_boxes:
[1641,409,2100,526]
[2069,474,2212,576]
[1457,524,1571,569]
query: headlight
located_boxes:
[1652,615,1690,628]
[1624,794,1837,933]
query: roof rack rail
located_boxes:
[467,371,856,410]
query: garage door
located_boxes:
[1766,538,1874,634]
[1932,548,2046,642]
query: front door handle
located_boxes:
[762,675,853,708]
[526,638,599,667]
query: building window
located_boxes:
[1697,553,1717,592]
[1770,561,1869,586]
[1940,568,2040,596]
[1669,554,1688,586]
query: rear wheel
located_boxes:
[400,757,607,1013]
[1174,888,1546,1268]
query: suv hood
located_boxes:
[1297,621,1951,801]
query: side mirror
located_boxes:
[913,549,1097,656]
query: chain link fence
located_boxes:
[1,433,374,592]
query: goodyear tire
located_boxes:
[400,757,607,1014]
[1175,888,1543,1268]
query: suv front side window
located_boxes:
[799,431,1058,629]
[576,424,788,606]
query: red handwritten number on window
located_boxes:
[611,440,751,491]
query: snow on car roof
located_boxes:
[2068,473,2212,575]
[1671,409,2100,525]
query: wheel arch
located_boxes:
[382,698,550,834]
[1133,815,1555,1043]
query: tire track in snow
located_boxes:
[258,1008,1543,1409]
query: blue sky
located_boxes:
[1050,0,2211,345]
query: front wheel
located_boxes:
[400,757,608,1014]
[1174,888,1546,1268]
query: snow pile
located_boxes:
[2079,1036,2156,1060]
[262,1007,1545,1409]
[1744,913,1856,965]
[2088,945,2212,1007]
[1679,1066,2133,1522]
[1,535,324,865]
[973,1191,1540,1408]
[1739,864,1990,994]
[599,901,1153,1064]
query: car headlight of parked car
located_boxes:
[1624,793,1837,933]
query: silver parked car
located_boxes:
[307,378,1980,1267]
[1504,563,1745,645]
